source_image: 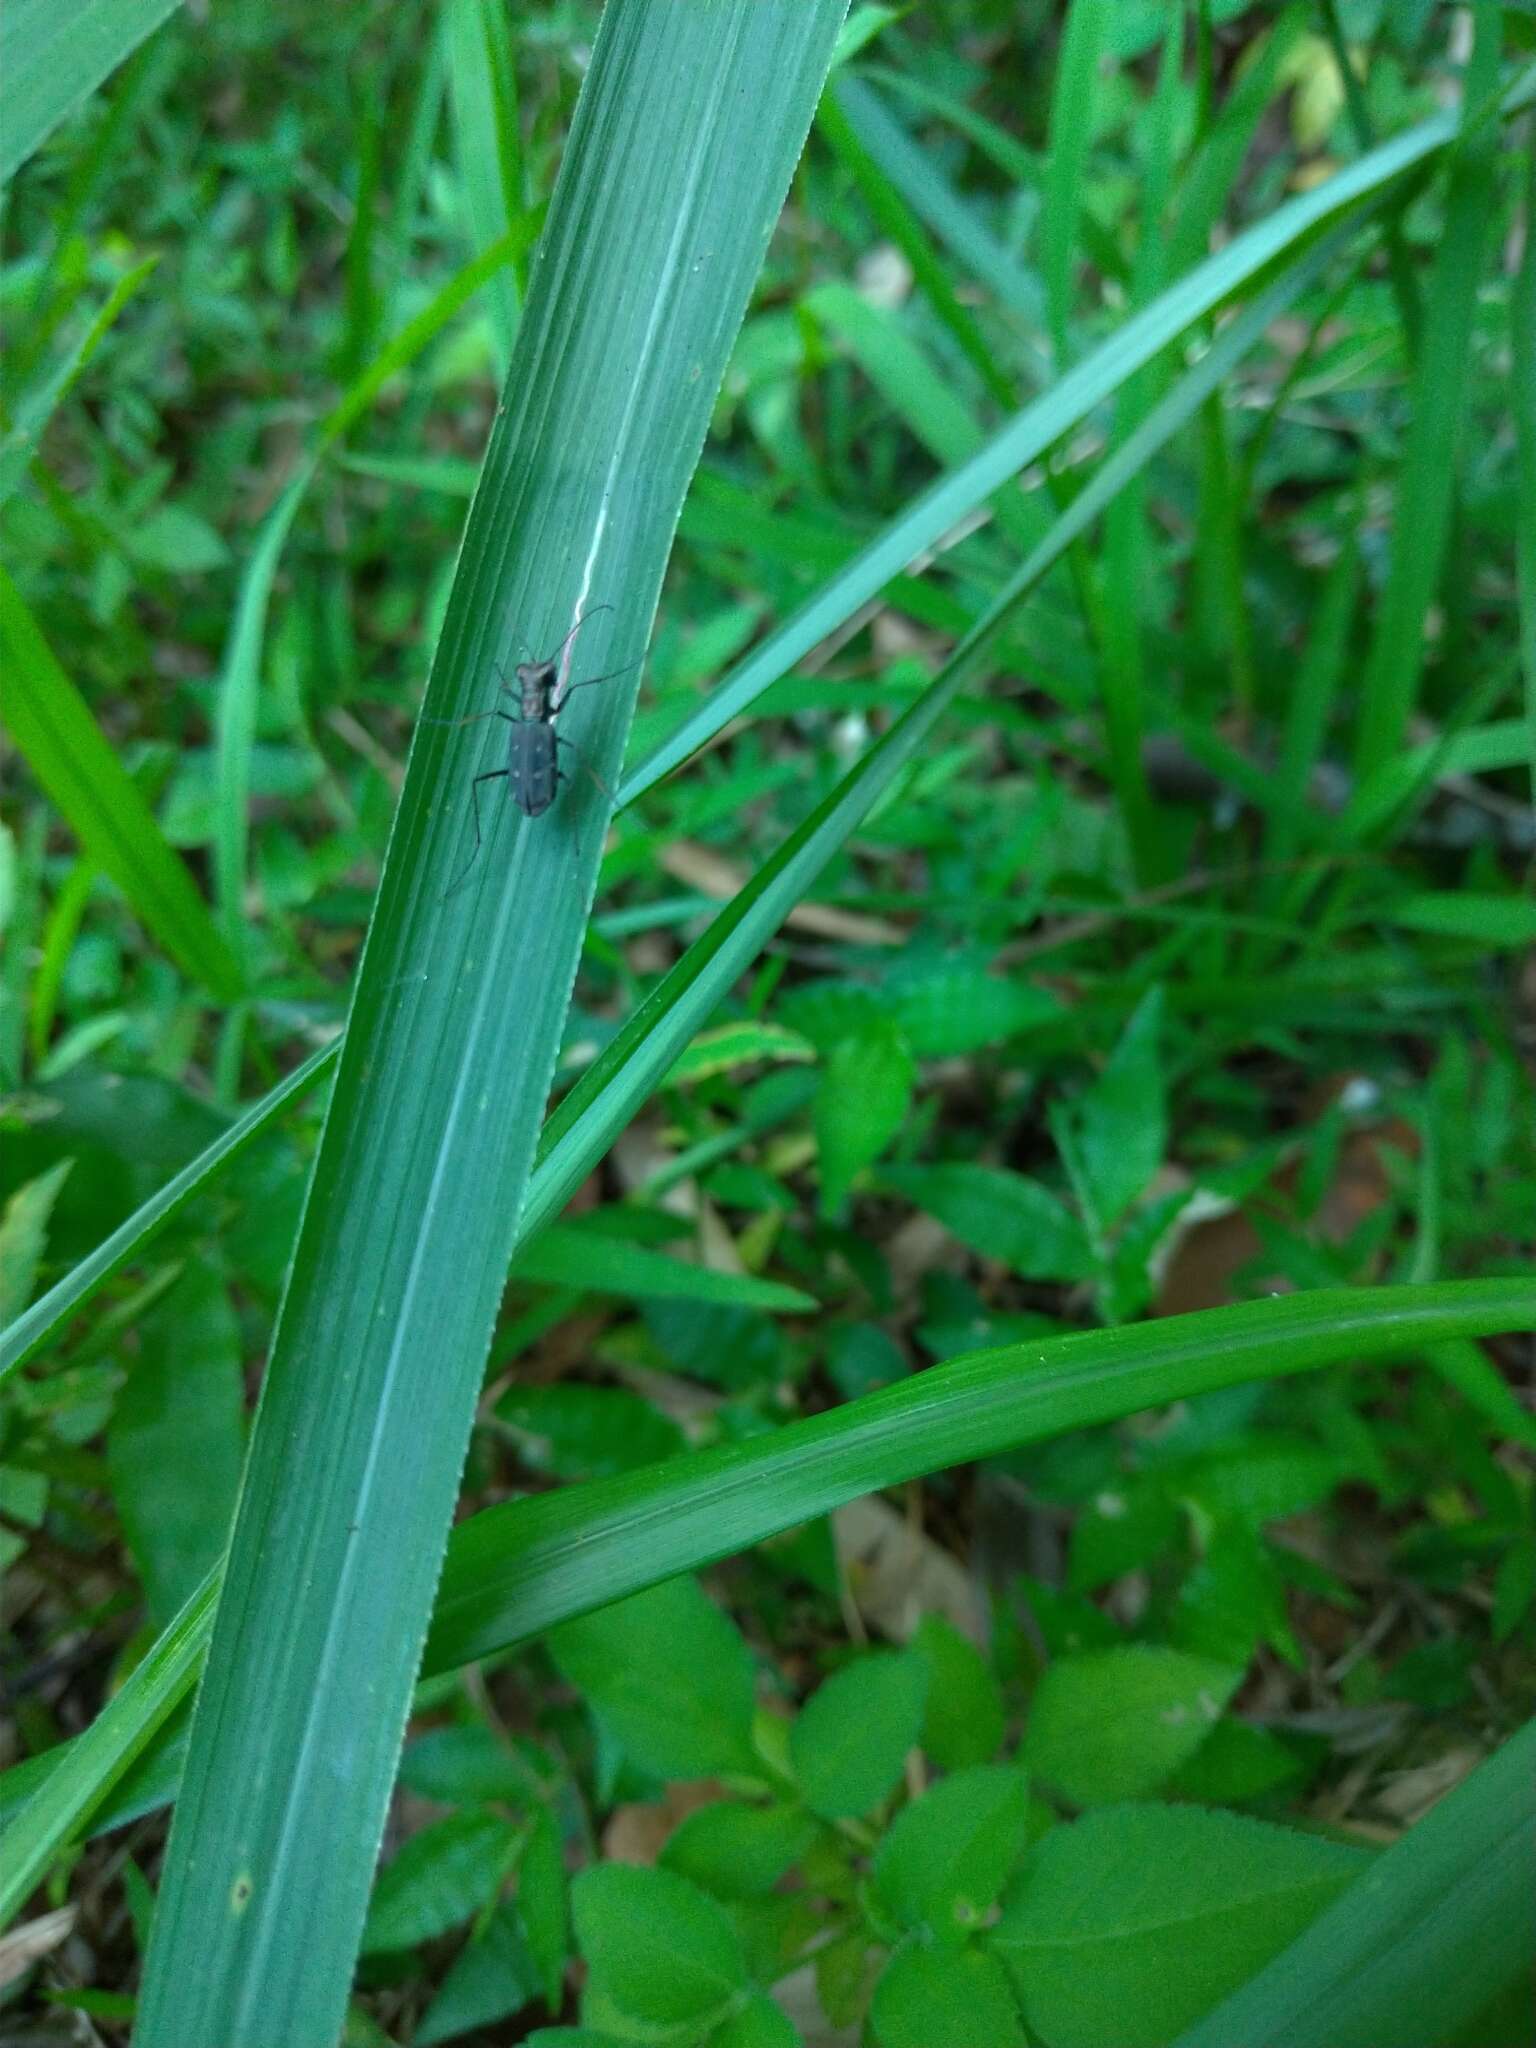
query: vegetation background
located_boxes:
[1,0,1534,2044]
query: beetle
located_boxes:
[429,607,635,895]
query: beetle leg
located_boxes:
[442,769,509,899]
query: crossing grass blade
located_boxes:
[619,87,1514,809]
[0,1040,339,1384]
[4,1280,1531,1887]
[1172,1714,1536,2048]
[129,8,850,2044]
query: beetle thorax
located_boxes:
[516,659,559,722]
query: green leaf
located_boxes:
[912,1615,1006,1770]
[0,1159,72,1330]
[993,1803,1368,2048]
[873,1764,1032,1941]
[1070,988,1166,1225]
[548,1576,759,1782]
[130,10,850,2045]
[105,1268,243,1627]
[790,1652,927,1820]
[0,568,242,1000]
[661,1802,819,1902]
[815,1024,915,1217]
[0,0,180,183]
[709,1994,802,2048]
[572,1863,746,2028]
[414,1903,538,2048]
[495,1384,685,1482]
[1172,1719,1536,2048]
[870,1941,1025,2048]
[398,1725,530,1810]
[878,1164,1094,1281]
[1385,893,1536,948]
[519,1805,569,2015]
[1024,1648,1241,1806]
[511,1224,814,1312]
[361,1809,518,1956]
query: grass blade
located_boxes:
[0,566,242,1000]
[131,9,849,2043]
[6,1281,1529,1879]
[1351,14,1505,777]
[0,1040,338,1383]
[1172,1715,1536,2048]
[0,0,179,184]
[620,91,1493,808]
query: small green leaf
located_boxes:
[992,1803,1369,2048]
[815,1024,914,1217]
[661,1801,818,1901]
[361,1810,519,1956]
[870,1941,1024,2048]
[105,1269,243,1627]
[708,1992,802,2048]
[873,1765,1031,1941]
[572,1864,746,2027]
[495,1385,685,1481]
[549,1577,758,1781]
[912,1616,1006,1770]
[414,1903,538,2048]
[877,1164,1094,1281]
[520,1805,569,2013]
[791,1652,927,1820]
[1070,988,1166,1225]
[0,1159,72,1330]
[398,1724,530,1810]
[512,1225,815,1312]
[1024,1648,1241,1806]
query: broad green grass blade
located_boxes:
[425,1279,1536,1670]
[1351,14,1504,777]
[0,1039,338,1383]
[0,0,180,184]
[131,9,850,2045]
[0,567,242,1000]
[5,1280,1530,1891]
[620,91,1495,808]
[1173,1715,1536,2048]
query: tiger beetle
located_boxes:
[428,606,635,896]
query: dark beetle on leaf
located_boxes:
[426,606,636,895]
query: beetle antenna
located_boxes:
[541,603,613,668]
